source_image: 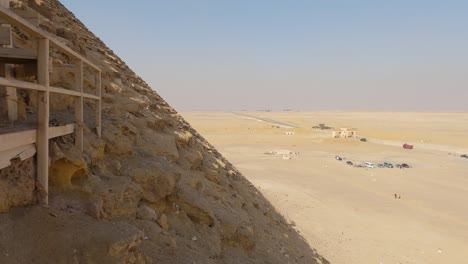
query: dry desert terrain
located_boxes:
[182,111,468,264]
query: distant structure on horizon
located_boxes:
[332,128,357,138]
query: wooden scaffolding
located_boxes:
[0,5,101,205]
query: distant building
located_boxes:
[285,131,295,135]
[332,128,357,138]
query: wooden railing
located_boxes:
[0,5,101,205]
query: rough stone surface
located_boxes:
[0,158,35,213]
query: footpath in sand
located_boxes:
[182,111,468,264]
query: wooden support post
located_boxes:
[0,21,18,122]
[36,38,49,205]
[74,60,83,151]
[0,63,18,122]
[96,71,101,138]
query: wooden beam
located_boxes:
[11,9,39,26]
[96,71,101,138]
[0,129,35,152]
[0,6,100,72]
[0,26,11,45]
[0,76,45,91]
[49,123,74,138]
[0,15,17,123]
[0,47,37,63]
[18,144,36,160]
[0,144,36,170]
[49,86,81,97]
[74,60,83,152]
[36,38,49,205]
[5,86,16,120]
[0,79,101,99]
[50,86,100,100]
[0,63,18,122]
[0,124,75,152]
[83,93,100,100]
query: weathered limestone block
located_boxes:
[205,168,222,184]
[0,158,35,213]
[83,133,106,162]
[158,213,169,231]
[91,176,143,219]
[174,130,193,148]
[102,122,138,156]
[146,114,167,131]
[177,148,203,171]
[137,204,158,221]
[128,159,180,204]
[169,185,215,228]
[140,132,179,161]
[217,209,256,250]
[49,142,87,188]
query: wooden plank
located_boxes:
[0,80,99,98]
[18,144,36,160]
[5,86,16,120]
[50,86,99,100]
[0,129,35,152]
[0,26,10,45]
[0,77,46,91]
[0,144,36,169]
[0,21,17,123]
[36,38,49,205]
[96,71,101,138]
[83,93,100,100]
[0,159,10,169]
[0,124,75,152]
[12,9,39,19]
[0,47,37,63]
[49,86,81,97]
[74,60,83,152]
[0,63,18,122]
[49,123,74,138]
[0,6,100,72]
[0,68,18,123]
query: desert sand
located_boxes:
[182,111,468,264]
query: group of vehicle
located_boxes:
[335,156,411,169]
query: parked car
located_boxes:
[364,162,375,168]
[335,156,343,161]
[346,161,353,166]
[360,138,367,142]
[461,154,468,159]
[384,162,393,168]
[403,143,414,149]
[396,164,402,169]
[378,164,384,168]
[401,163,410,168]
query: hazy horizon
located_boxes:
[62,1,468,111]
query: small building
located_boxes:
[285,131,295,135]
[332,128,357,138]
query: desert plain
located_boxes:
[182,111,468,264]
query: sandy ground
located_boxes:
[182,111,468,264]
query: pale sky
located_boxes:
[61,0,468,111]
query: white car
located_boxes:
[364,162,375,168]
